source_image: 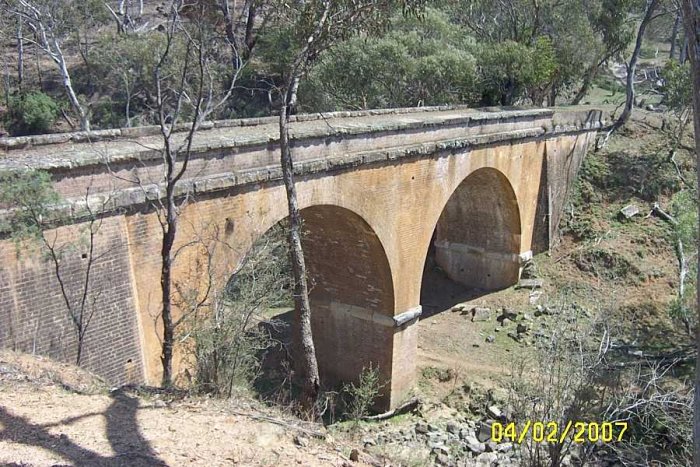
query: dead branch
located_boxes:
[362,397,421,421]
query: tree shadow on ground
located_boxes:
[0,388,167,466]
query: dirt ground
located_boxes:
[0,351,369,467]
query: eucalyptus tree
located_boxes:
[261,0,426,408]
[2,0,109,131]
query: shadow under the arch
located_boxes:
[419,247,492,320]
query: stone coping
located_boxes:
[0,106,577,171]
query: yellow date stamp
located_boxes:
[491,421,628,444]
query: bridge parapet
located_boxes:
[0,106,603,217]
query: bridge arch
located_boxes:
[240,203,395,392]
[424,167,522,294]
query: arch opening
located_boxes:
[420,168,522,315]
[226,204,395,399]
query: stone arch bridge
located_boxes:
[0,106,602,408]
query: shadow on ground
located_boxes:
[0,389,167,466]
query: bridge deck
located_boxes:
[0,106,598,172]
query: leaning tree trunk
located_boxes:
[279,79,320,409]
[572,64,599,105]
[610,0,659,133]
[680,1,700,464]
[52,39,90,131]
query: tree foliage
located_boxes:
[5,91,58,135]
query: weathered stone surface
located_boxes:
[487,405,502,419]
[515,278,544,289]
[471,307,491,322]
[619,204,640,220]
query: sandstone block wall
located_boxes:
[0,216,144,384]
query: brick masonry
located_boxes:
[0,216,144,384]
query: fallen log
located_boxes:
[362,397,421,421]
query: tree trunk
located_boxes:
[279,80,320,409]
[679,1,700,464]
[218,0,242,70]
[572,66,597,105]
[52,39,90,131]
[160,183,177,387]
[607,0,659,135]
[16,15,23,90]
[670,12,681,59]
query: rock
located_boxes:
[446,421,459,434]
[294,435,309,447]
[459,428,474,440]
[487,405,502,419]
[515,278,543,290]
[488,387,508,404]
[529,291,543,304]
[485,335,495,343]
[472,307,491,322]
[619,204,640,220]
[497,442,514,453]
[516,323,529,335]
[431,444,450,457]
[476,421,493,443]
[493,327,500,332]
[464,434,486,454]
[498,308,518,320]
[362,437,376,447]
[452,303,469,312]
[415,422,429,434]
[507,331,521,342]
[435,453,451,465]
[520,259,537,279]
[153,400,167,408]
[645,104,655,112]
[349,448,360,462]
[522,313,532,321]
[475,452,498,465]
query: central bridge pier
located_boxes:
[0,106,603,408]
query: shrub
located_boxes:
[343,364,383,421]
[5,92,59,136]
[186,222,290,397]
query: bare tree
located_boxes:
[602,0,660,143]
[271,0,425,409]
[16,13,23,90]
[142,0,248,386]
[3,0,92,131]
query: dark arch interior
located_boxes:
[420,168,521,317]
[235,205,395,399]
